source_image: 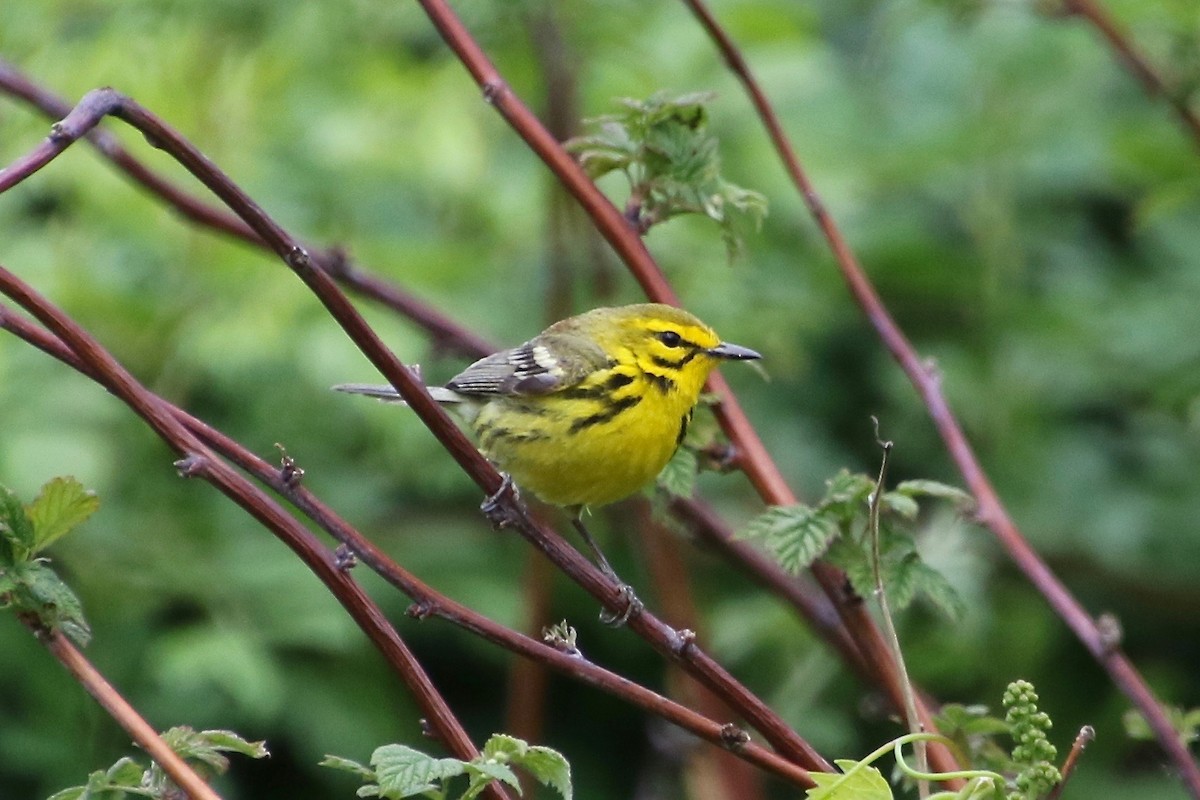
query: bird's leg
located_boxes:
[570,511,643,626]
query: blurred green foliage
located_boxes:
[1,0,1199,798]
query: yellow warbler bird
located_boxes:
[336,303,760,618]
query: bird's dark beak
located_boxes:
[707,341,761,360]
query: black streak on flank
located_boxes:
[675,409,693,446]
[567,394,642,434]
[558,371,635,401]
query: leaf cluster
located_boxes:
[0,477,98,645]
[47,728,267,800]
[566,92,767,259]
[737,470,973,620]
[322,733,572,800]
[802,680,1064,799]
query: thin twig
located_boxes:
[1047,725,1095,800]
[679,0,1200,795]
[1060,0,1200,148]
[867,422,927,798]
[23,619,224,800]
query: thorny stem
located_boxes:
[21,618,223,800]
[0,59,872,743]
[0,268,514,800]
[0,91,828,772]
[0,300,816,790]
[411,0,933,774]
[680,0,1200,794]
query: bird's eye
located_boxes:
[657,331,683,348]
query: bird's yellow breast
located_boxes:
[471,353,706,508]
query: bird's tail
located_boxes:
[332,383,466,405]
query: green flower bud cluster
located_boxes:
[1003,680,1062,800]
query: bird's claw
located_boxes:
[480,473,522,529]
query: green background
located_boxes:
[1,0,1198,797]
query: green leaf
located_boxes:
[26,477,99,552]
[319,755,376,780]
[475,734,572,799]
[463,762,520,799]
[372,744,466,799]
[820,471,875,521]
[893,480,975,512]
[104,756,146,787]
[908,561,966,622]
[806,758,893,799]
[0,485,36,562]
[736,504,841,573]
[17,561,92,646]
[880,491,920,521]
[481,733,525,761]
[935,704,1010,738]
[655,446,698,499]
[160,727,268,772]
[45,787,87,800]
[518,746,572,800]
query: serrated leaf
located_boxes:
[104,756,147,787]
[820,471,875,521]
[372,744,465,798]
[909,561,966,622]
[26,477,99,552]
[655,447,698,499]
[885,551,921,610]
[481,733,526,761]
[0,485,36,560]
[806,758,893,799]
[519,746,572,799]
[463,762,521,799]
[160,727,268,773]
[18,561,91,646]
[736,504,840,574]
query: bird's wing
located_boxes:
[446,333,611,396]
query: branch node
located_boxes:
[1096,612,1123,652]
[48,121,70,143]
[481,79,507,105]
[418,718,442,742]
[275,443,305,487]
[334,543,357,571]
[719,722,751,751]
[406,600,435,620]
[173,453,208,477]
[670,627,697,657]
[285,245,315,275]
